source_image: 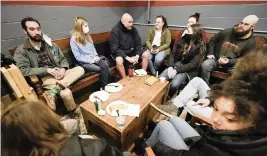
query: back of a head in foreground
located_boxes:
[1,100,68,156]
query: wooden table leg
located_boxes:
[163,83,170,105]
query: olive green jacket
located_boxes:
[145,28,171,55]
[14,39,69,77]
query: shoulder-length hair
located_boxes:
[71,17,93,45]
[1,100,69,156]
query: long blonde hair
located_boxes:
[71,17,93,45]
[1,100,69,156]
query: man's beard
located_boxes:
[233,27,251,38]
[27,32,42,42]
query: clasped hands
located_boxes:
[126,55,139,64]
[47,67,66,80]
[167,67,177,79]
[150,48,159,54]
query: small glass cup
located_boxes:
[159,77,166,82]
[116,116,125,129]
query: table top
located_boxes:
[80,75,168,133]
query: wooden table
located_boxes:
[80,75,169,151]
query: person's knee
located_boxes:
[158,120,171,128]
[142,52,149,60]
[60,88,73,98]
[73,66,85,76]
[171,79,181,89]
[116,57,124,66]
[201,59,214,70]
[101,62,110,70]
[155,57,164,66]
[191,77,203,84]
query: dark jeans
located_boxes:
[160,69,188,96]
[81,60,111,88]
[201,58,233,84]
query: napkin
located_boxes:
[144,76,158,86]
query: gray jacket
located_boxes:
[14,39,69,77]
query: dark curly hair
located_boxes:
[21,17,41,31]
[210,52,267,129]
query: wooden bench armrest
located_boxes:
[193,113,212,126]
[211,71,230,80]
[145,147,155,156]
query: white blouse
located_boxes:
[151,31,161,47]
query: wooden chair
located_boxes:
[145,147,155,156]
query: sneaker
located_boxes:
[43,90,57,111]
[72,107,88,135]
[155,104,179,122]
[157,104,179,116]
[43,85,62,111]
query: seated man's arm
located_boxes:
[228,40,256,66]
[207,30,226,57]
[109,31,128,59]
[133,28,143,57]
[14,48,48,77]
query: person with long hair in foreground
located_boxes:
[1,100,125,156]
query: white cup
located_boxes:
[116,116,125,129]
[159,77,166,82]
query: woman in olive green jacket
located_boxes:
[144,15,171,75]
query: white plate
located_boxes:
[105,83,123,93]
[106,101,140,117]
[106,101,128,116]
[134,69,147,76]
[89,91,110,103]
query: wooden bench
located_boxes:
[165,29,267,81]
[8,31,117,98]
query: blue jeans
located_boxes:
[81,59,111,88]
[146,116,200,150]
[148,51,166,75]
[160,69,187,95]
[201,58,217,84]
[172,77,213,119]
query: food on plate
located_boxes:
[110,103,128,112]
